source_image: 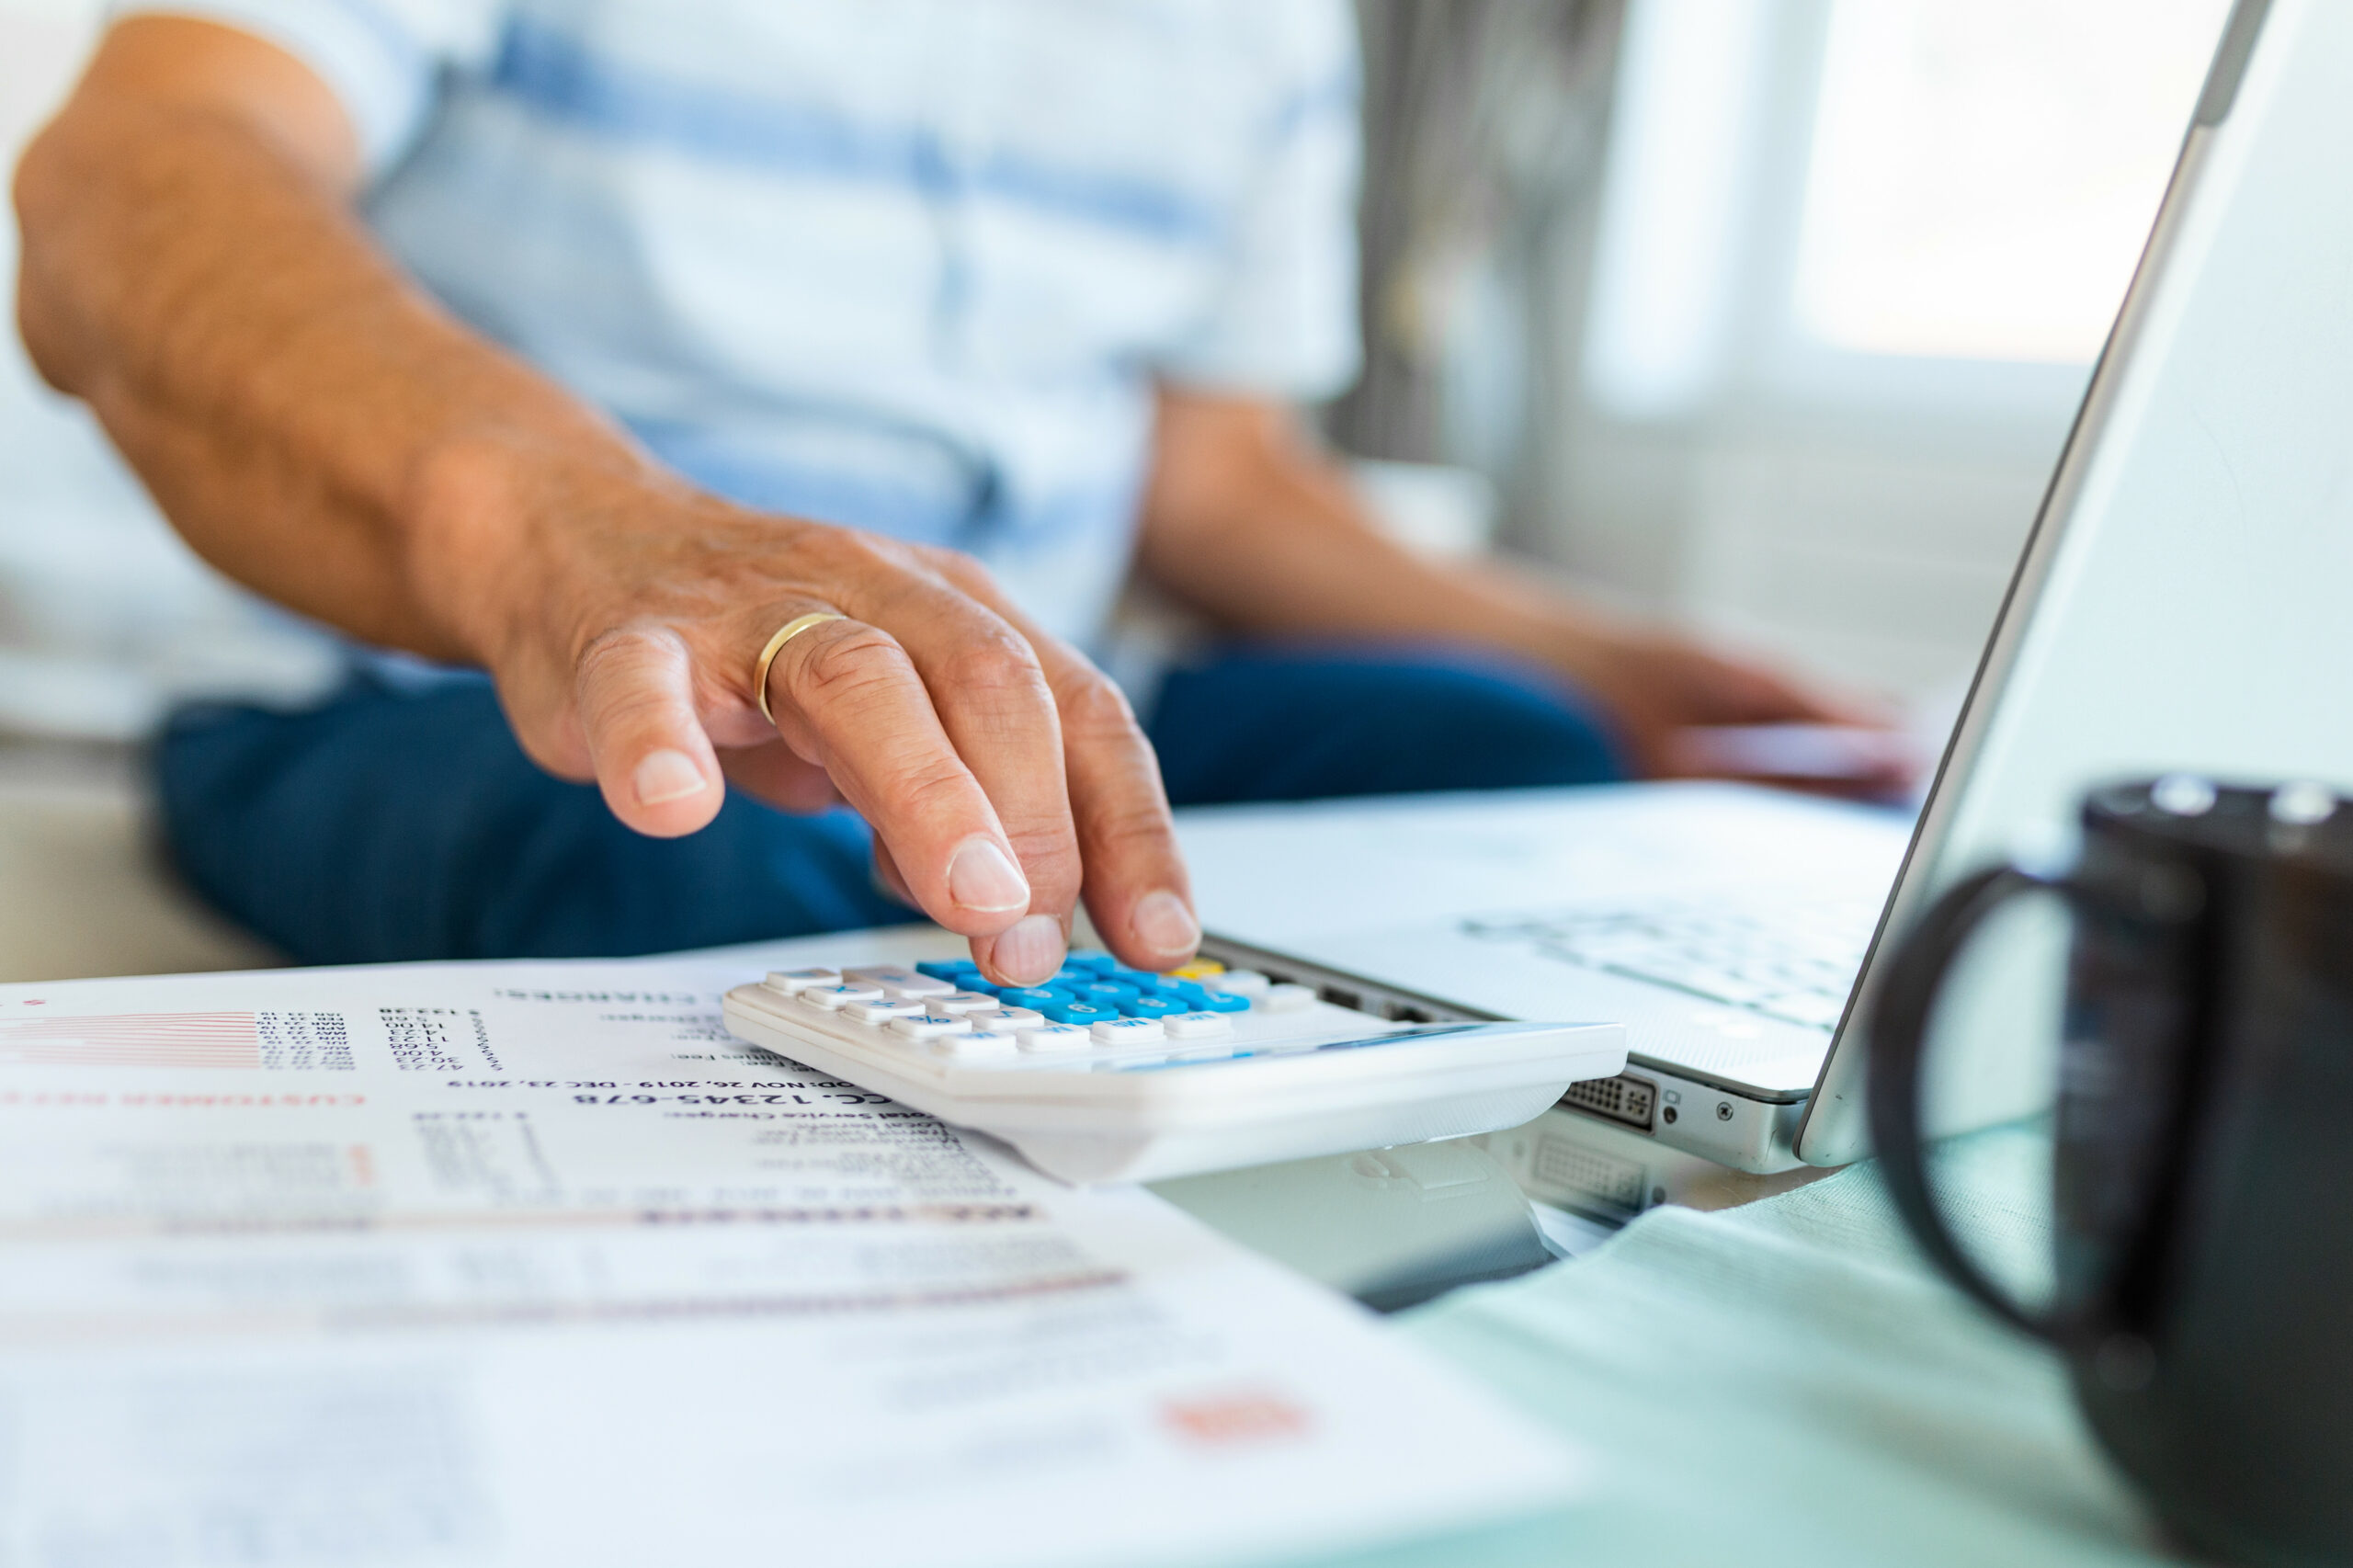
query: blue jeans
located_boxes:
[155,645,1623,964]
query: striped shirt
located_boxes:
[138,0,1363,652]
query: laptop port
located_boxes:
[1532,1132,1649,1215]
[1559,1073,1658,1133]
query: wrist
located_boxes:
[1495,600,1629,691]
[401,422,655,673]
[401,429,540,669]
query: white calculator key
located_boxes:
[1092,1016,1166,1045]
[1203,969,1270,997]
[844,998,926,1025]
[1163,1011,1233,1040]
[989,1006,1045,1028]
[1264,983,1317,1013]
[764,967,839,994]
[932,991,1002,1014]
[843,966,949,995]
[1017,1025,1091,1053]
[888,1012,973,1040]
[801,983,884,1010]
[934,1029,1018,1061]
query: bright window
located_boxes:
[1791,0,2232,364]
[1584,0,2234,419]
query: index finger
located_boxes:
[763,614,1056,979]
[844,570,1084,987]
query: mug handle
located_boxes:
[1864,864,2086,1346]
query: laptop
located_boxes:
[1178,0,2353,1182]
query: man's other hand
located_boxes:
[1551,624,1920,794]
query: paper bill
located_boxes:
[0,932,1587,1567]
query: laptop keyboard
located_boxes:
[1461,899,1881,1030]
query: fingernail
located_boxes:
[990,915,1065,985]
[946,837,1029,913]
[632,748,707,807]
[1131,889,1199,956]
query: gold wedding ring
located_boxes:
[754,611,847,726]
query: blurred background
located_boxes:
[0,0,2231,978]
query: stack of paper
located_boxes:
[0,932,1587,1567]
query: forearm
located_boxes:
[1134,392,1620,676]
[12,20,642,663]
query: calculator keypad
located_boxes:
[755,952,1385,1072]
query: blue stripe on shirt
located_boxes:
[629,418,1136,554]
[486,17,1226,246]
[630,421,972,545]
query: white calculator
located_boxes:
[722,949,1625,1184]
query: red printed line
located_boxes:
[0,1012,262,1069]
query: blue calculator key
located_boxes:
[998,986,1070,1010]
[1105,966,1163,989]
[1047,967,1097,988]
[1120,994,1183,1019]
[1063,949,1118,972]
[1040,998,1116,1026]
[1152,978,1211,1006]
[1194,991,1252,1014]
[916,960,982,982]
[1079,981,1142,1005]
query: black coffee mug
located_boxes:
[1868,778,2353,1567]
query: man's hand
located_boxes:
[16,17,1198,985]
[1541,620,1917,792]
[1136,390,1917,793]
[423,452,1199,985]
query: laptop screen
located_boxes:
[1802,0,2353,1163]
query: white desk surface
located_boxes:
[0,755,2166,1564]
